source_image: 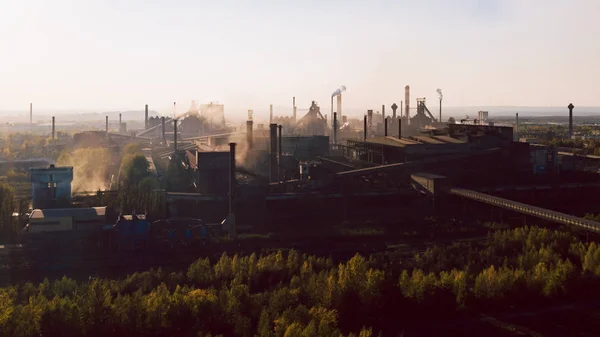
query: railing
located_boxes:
[449,187,600,233]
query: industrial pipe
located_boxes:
[161,117,166,144]
[269,123,278,182]
[51,116,55,142]
[293,97,297,121]
[278,125,282,181]
[382,104,385,121]
[398,118,402,139]
[145,104,149,129]
[269,104,273,124]
[330,97,334,127]
[404,86,410,120]
[515,113,519,141]
[246,120,253,151]
[384,117,388,137]
[119,113,122,126]
[337,94,342,123]
[363,115,367,141]
[105,116,109,138]
[333,112,338,145]
[173,119,178,152]
[229,142,237,237]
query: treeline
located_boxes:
[2,226,600,336]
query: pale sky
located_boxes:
[1,0,599,117]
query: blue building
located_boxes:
[29,165,73,209]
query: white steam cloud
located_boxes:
[331,85,347,98]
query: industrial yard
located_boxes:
[1,91,600,337]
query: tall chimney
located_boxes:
[269,124,278,182]
[144,104,149,129]
[246,120,253,151]
[337,94,342,123]
[404,86,410,122]
[439,98,442,123]
[568,103,574,138]
[269,104,273,123]
[398,118,402,139]
[173,101,176,119]
[119,113,122,125]
[228,142,237,238]
[382,105,385,121]
[173,119,178,152]
[401,100,403,118]
[384,117,388,137]
[363,115,367,141]
[105,116,109,138]
[333,112,338,144]
[367,110,373,135]
[330,97,334,127]
[29,103,32,127]
[277,125,283,180]
[515,113,519,141]
[293,97,297,121]
[51,116,55,142]
[161,117,166,144]
[392,103,397,119]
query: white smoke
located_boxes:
[331,85,347,98]
[436,88,443,100]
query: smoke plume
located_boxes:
[331,85,347,98]
[57,147,111,193]
[436,88,443,100]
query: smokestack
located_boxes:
[173,119,178,152]
[293,97,297,121]
[269,123,278,182]
[404,86,410,122]
[161,117,166,144]
[437,88,443,123]
[568,103,574,138]
[278,125,283,180]
[384,117,388,137]
[363,115,367,141]
[333,112,338,144]
[367,110,373,135]
[51,116,55,142]
[515,112,519,142]
[119,113,122,125]
[330,97,334,127]
[173,101,176,119]
[401,100,403,118]
[382,105,385,121]
[145,104,149,129]
[269,104,273,123]
[398,118,402,139]
[392,103,397,119]
[105,116,109,138]
[337,94,342,123]
[246,120,253,151]
[228,142,237,238]
[29,103,32,127]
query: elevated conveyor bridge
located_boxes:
[449,187,600,233]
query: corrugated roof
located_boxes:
[365,136,421,147]
[431,135,465,144]
[30,207,107,220]
[411,136,445,144]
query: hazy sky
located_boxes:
[1,0,599,117]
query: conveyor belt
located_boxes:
[449,188,600,233]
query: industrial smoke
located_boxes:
[436,89,443,100]
[331,85,347,97]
